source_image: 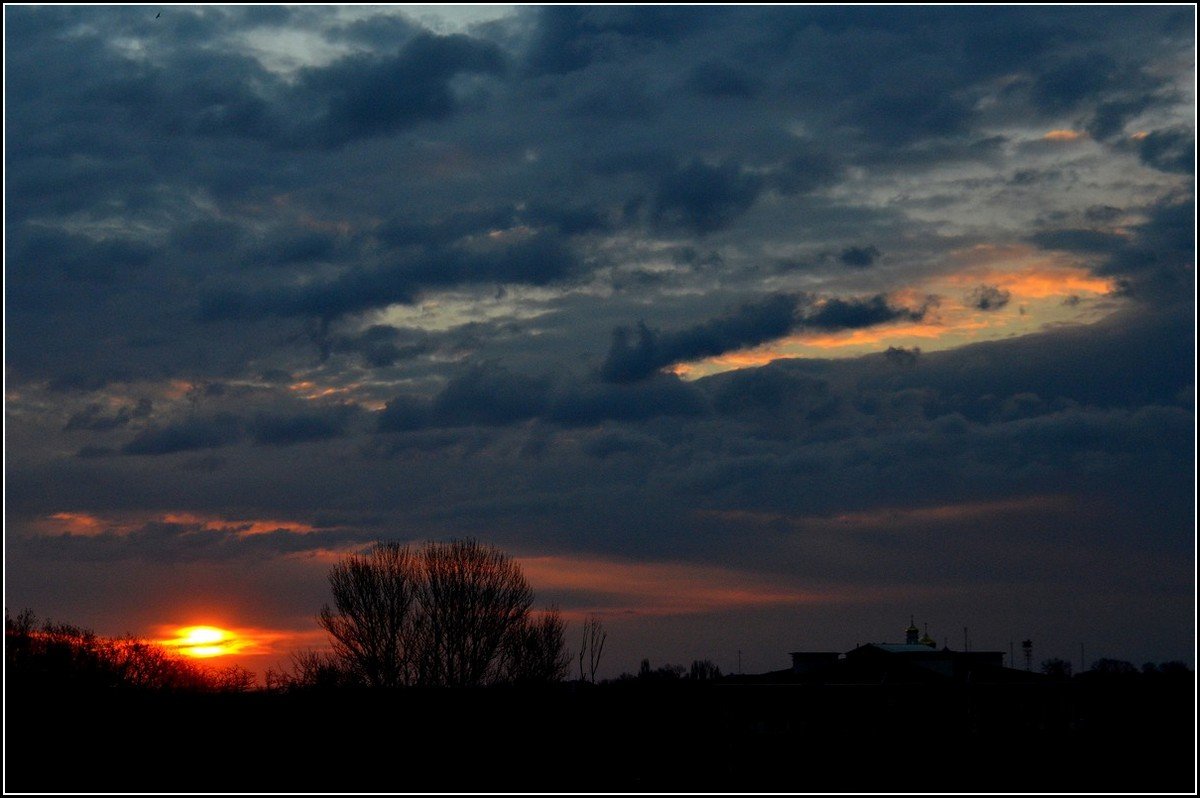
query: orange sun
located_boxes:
[164,625,238,658]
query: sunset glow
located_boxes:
[163,626,239,658]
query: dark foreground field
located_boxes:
[6,677,1195,793]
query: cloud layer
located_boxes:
[6,6,1194,674]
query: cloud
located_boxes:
[4,6,1194,672]
[1030,53,1120,113]
[201,233,581,321]
[685,60,758,99]
[601,294,798,383]
[1029,197,1194,307]
[548,375,710,425]
[522,6,709,76]
[64,399,153,432]
[1027,229,1128,255]
[652,158,765,234]
[601,293,935,382]
[121,415,243,456]
[883,346,921,368]
[1132,127,1195,175]
[966,284,1012,311]
[377,367,710,431]
[294,31,505,147]
[248,411,350,446]
[839,246,881,268]
[12,515,370,564]
[326,325,433,368]
[800,294,933,330]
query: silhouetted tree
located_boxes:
[578,614,607,683]
[637,658,686,681]
[267,649,356,690]
[1041,658,1073,679]
[4,609,252,691]
[415,539,534,686]
[318,539,566,687]
[505,606,570,684]
[318,542,417,687]
[657,663,687,680]
[1090,658,1138,675]
[689,659,722,681]
[1156,661,1190,674]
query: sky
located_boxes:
[4,5,1196,679]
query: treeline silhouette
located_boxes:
[5,608,254,692]
[5,539,1195,793]
[291,539,569,688]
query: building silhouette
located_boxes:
[781,620,1036,685]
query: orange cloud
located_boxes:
[696,495,1071,532]
[288,380,354,400]
[797,320,971,349]
[945,265,1113,300]
[519,555,879,617]
[159,512,319,536]
[944,243,1118,297]
[164,379,197,399]
[818,495,1071,528]
[46,512,107,535]
[41,510,331,539]
[1042,129,1085,142]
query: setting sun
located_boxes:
[164,625,238,658]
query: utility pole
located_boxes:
[738,649,742,675]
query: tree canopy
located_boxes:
[317,539,568,687]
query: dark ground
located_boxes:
[5,677,1195,793]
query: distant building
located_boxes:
[783,620,1031,685]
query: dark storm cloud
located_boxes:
[326,325,433,369]
[522,5,711,76]
[1030,196,1195,306]
[8,12,505,162]
[601,293,935,382]
[1086,97,1156,141]
[601,294,799,383]
[376,365,553,432]
[377,367,709,432]
[122,414,243,456]
[802,294,932,330]
[431,365,554,427]
[709,365,835,418]
[966,285,1012,312]
[116,402,361,455]
[839,246,881,268]
[248,411,350,446]
[294,32,505,147]
[201,233,581,321]
[64,399,154,432]
[548,375,709,425]
[1027,229,1128,255]
[652,159,766,234]
[685,60,758,99]
[1031,54,1121,113]
[1132,127,1195,175]
[883,346,921,368]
